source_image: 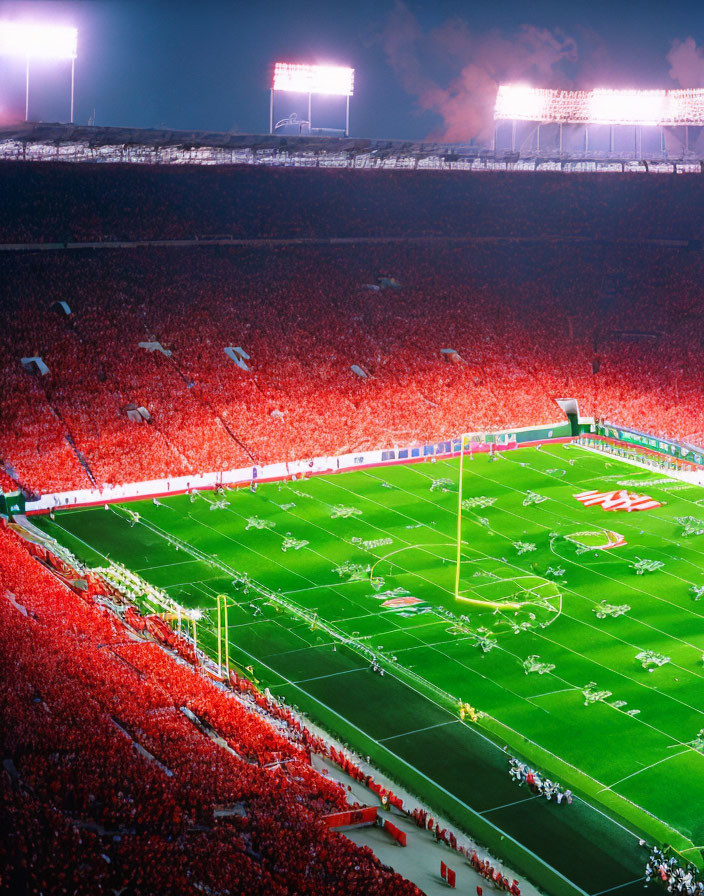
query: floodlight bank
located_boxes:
[0,22,77,59]
[495,84,704,126]
[273,62,354,97]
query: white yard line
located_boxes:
[599,750,692,793]
[134,559,200,572]
[591,877,647,896]
[529,686,580,700]
[379,719,460,743]
[480,794,543,814]
[294,666,367,684]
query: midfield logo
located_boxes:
[574,489,661,512]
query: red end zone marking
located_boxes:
[574,489,661,512]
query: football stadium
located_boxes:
[3,11,704,896]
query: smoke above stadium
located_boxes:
[380,1,577,142]
[380,0,704,143]
[668,37,704,88]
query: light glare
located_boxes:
[587,90,666,126]
[495,85,704,126]
[273,63,354,97]
[186,608,204,621]
[0,22,77,60]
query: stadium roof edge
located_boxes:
[1,123,703,169]
[0,122,476,156]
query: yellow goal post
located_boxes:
[454,434,469,600]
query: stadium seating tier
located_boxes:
[2,237,703,493]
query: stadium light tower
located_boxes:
[0,22,78,123]
[271,63,354,136]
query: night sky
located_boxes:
[1,0,703,142]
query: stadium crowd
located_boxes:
[3,157,703,896]
[3,162,704,243]
[0,524,420,895]
[2,238,704,495]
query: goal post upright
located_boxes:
[217,594,222,675]
[454,434,466,600]
[224,596,230,678]
[216,594,230,678]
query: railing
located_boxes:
[24,419,576,514]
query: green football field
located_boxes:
[33,444,704,896]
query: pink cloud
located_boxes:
[381,1,577,141]
[668,37,704,88]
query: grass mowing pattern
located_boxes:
[34,444,704,895]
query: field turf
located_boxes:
[34,444,704,895]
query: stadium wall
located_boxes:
[597,422,704,465]
[20,420,578,515]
